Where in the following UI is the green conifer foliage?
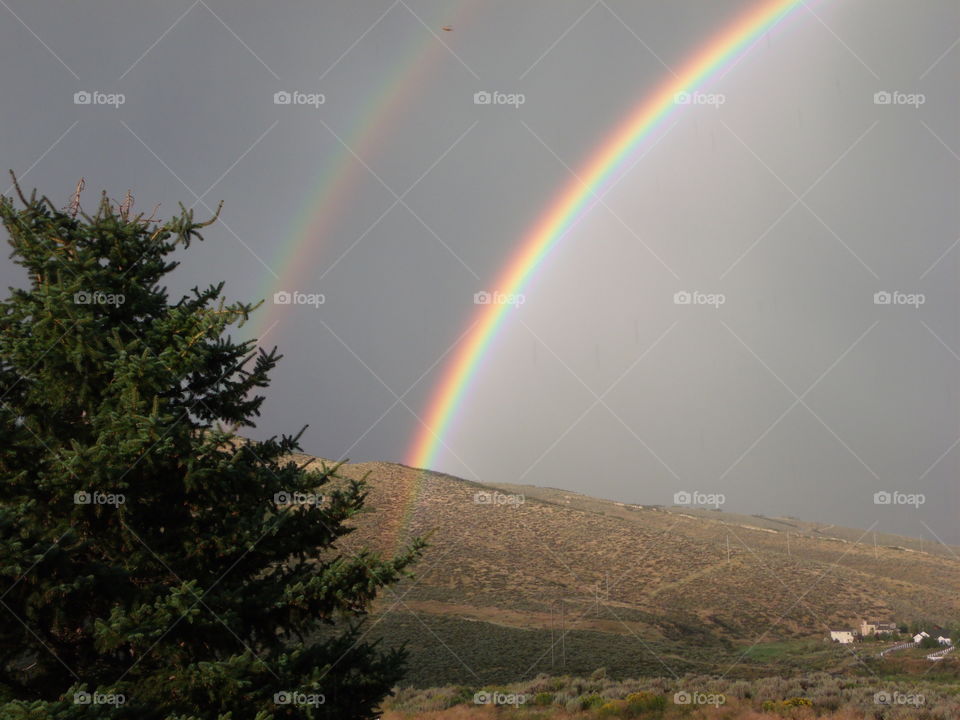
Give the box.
[0,176,423,719]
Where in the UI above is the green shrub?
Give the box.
[577,693,605,710]
[626,691,666,713]
[597,699,628,717]
[524,672,567,695]
[450,687,476,710]
[533,692,554,706]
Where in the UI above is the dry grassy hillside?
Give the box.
[291,454,960,646]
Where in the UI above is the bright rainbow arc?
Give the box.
[409,0,805,471]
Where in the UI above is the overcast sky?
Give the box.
[1,0,958,543]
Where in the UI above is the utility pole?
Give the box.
[787,533,791,557]
[874,532,878,560]
[549,603,554,666]
[726,536,730,562]
[561,599,566,667]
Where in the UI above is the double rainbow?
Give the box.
[408,0,805,471]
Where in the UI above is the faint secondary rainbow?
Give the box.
[252,2,473,343]
[409,0,806,471]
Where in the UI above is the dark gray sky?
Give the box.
[1,1,958,542]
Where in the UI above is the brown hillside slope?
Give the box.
[291,454,960,643]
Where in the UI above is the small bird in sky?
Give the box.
[441,25,453,31]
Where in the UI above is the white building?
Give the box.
[913,631,930,644]
[861,619,898,636]
[830,630,855,644]
[937,636,952,646]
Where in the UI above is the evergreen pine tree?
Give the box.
[0,176,423,719]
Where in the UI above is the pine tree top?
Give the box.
[0,176,423,719]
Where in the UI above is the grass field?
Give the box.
[334,611,959,690]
